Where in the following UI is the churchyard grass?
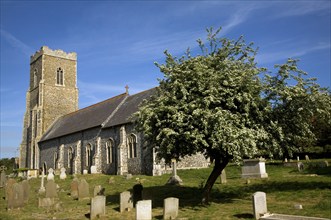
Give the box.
[0,159,330,220]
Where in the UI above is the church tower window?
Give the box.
[33,69,38,88]
[56,67,64,85]
[128,134,137,158]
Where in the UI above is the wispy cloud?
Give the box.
[256,42,331,64]
[273,1,330,18]
[0,29,33,56]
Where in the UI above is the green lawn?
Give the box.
[0,160,330,220]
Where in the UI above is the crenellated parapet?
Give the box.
[30,46,77,63]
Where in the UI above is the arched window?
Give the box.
[56,67,64,85]
[86,144,92,167]
[33,69,38,88]
[106,139,114,164]
[68,147,74,168]
[54,152,58,169]
[128,134,137,158]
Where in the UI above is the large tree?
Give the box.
[135,28,331,204]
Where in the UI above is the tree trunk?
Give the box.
[202,157,229,204]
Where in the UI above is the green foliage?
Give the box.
[135,27,331,163]
[0,157,16,174]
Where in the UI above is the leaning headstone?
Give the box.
[305,155,310,161]
[5,178,17,200]
[252,191,268,220]
[220,169,227,184]
[71,178,79,199]
[8,182,24,209]
[133,183,143,206]
[39,170,46,194]
[120,191,133,212]
[136,200,152,220]
[60,168,67,180]
[0,166,7,187]
[47,168,54,181]
[78,178,90,200]
[166,159,183,185]
[21,180,30,203]
[93,185,104,197]
[242,158,268,179]
[163,197,179,220]
[45,180,58,198]
[90,195,106,220]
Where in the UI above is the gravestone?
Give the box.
[0,166,7,187]
[120,191,133,212]
[71,178,79,199]
[305,155,310,161]
[78,178,90,200]
[297,156,300,161]
[297,162,304,172]
[38,170,46,194]
[60,168,67,180]
[47,168,54,181]
[252,191,268,220]
[83,169,88,175]
[136,200,152,220]
[5,178,17,200]
[21,180,30,203]
[220,169,227,184]
[93,185,104,197]
[166,159,183,185]
[7,182,24,209]
[133,183,143,206]
[90,166,98,174]
[27,169,38,179]
[38,197,55,207]
[242,159,268,179]
[90,195,106,220]
[284,158,288,163]
[163,197,179,220]
[45,180,58,198]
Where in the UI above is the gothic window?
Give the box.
[86,144,92,167]
[106,139,115,164]
[54,152,58,169]
[33,69,38,88]
[68,147,74,168]
[56,67,64,85]
[128,134,137,158]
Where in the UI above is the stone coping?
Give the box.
[261,213,330,220]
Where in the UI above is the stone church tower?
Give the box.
[19,46,78,169]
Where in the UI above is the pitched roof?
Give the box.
[39,87,158,142]
[103,87,157,128]
[40,93,127,142]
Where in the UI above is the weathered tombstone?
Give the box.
[71,178,79,199]
[0,166,7,187]
[60,168,67,180]
[45,180,58,198]
[90,166,98,174]
[93,185,104,197]
[252,191,268,220]
[305,155,310,161]
[5,178,17,200]
[242,158,268,179]
[133,183,143,206]
[136,200,152,220]
[297,156,300,161]
[78,178,90,200]
[21,180,30,203]
[90,195,106,220]
[166,159,183,185]
[120,191,133,212]
[284,158,288,163]
[163,197,179,220]
[83,169,88,175]
[38,197,55,207]
[27,169,38,179]
[220,169,227,184]
[125,173,132,180]
[297,162,304,172]
[47,168,54,181]
[8,182,24,209]
[38,169,46,194]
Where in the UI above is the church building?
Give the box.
[19,46,209,175]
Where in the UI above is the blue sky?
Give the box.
[0,1,330,159]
